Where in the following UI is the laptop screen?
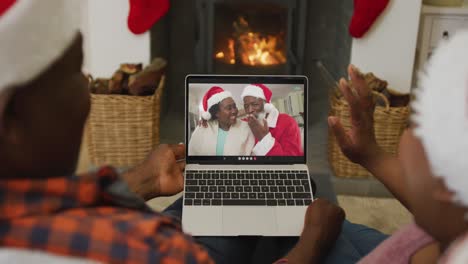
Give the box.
[186,75,307,164]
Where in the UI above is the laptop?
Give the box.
[182,75,315,236]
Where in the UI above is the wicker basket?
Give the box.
[86,75,165,168]
[328,91,410,178]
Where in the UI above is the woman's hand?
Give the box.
[328,64,381,167]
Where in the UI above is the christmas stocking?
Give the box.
[127,0,170,35]
[349,0,390,38]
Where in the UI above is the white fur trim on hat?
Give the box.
[241,85,266,101]
[201,111,212,120]
[201,90,232,120]
[207,91,232,111]
[412,30,468,208]
[0,0,81,92]
[264,103,274,113]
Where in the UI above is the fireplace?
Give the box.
[151,1,353,123]
[194,0,307,74]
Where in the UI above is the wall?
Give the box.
[302,0,353,124]
[350,0,422,93]
[80,0,151,78]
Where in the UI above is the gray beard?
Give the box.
[256,112,266,122]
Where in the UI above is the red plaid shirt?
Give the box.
[0,167,213,264]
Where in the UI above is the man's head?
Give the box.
[243,96,266,120]
[241,84,274,120]
[402,30,468,247]
[0,0,87,178]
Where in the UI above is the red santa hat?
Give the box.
[241,84,275,113]
[200,86,233,120]
[0,0,81,94]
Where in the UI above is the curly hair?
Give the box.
[208,103,220,120]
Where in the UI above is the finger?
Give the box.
[328,116,352,149]
[339,78,361,123]
[169,168,184,194]
[263,119,268,130]
[248,115,256,124]
[178,161,186,172]
[348,64,368,99]
[339,78,357,107]
[169,144,186,160]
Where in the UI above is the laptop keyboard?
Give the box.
[184,170,312,206]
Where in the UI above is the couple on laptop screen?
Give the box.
[188,83,304,157]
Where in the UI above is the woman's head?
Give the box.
[401,30,468,247]
[209,97,238,127]
[200,86,237,127]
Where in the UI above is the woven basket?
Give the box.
[86,75,165,168]
[328,91,410,178]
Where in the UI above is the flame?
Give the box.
[215,17,286,66]
[228,39,235,64]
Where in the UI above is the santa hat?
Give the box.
[241,84,275,113]
[412,30,468,209]
[0,0,81,94]
[200,86,232,120]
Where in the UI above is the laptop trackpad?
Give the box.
[222,207,277,235]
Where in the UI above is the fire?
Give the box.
[215,17,286,66]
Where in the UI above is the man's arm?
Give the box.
[252,117,302,156]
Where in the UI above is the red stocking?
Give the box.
[349,0,390,38]
[128,0,170,35]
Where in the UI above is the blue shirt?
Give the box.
[216,127,228,155]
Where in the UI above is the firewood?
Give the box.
[128,58,167,96]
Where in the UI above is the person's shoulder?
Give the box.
[194,120,217,132]
[277,113,296,123]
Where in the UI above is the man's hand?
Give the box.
[328,64,381,166]
[284,199,345,263]
[247,114,269,140]
[122,144,186,201]
[198,119,208,128]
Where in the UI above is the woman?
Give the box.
[189,86,254,156]
[326,31,468,264]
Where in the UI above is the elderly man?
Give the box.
[241,84,303,156]
[0,0,344,263]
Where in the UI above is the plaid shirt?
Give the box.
[0,167,213,264]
